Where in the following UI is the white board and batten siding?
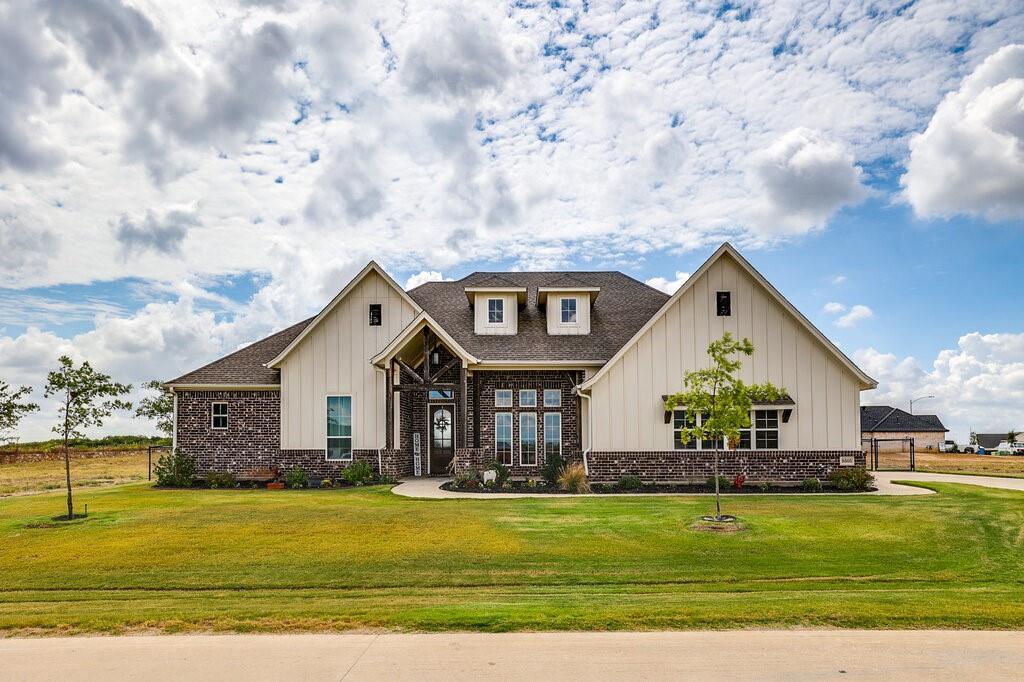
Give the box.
[545,293,592,335]
[279,270,418,451]
[473,293,518,335]
[586,253,863,452]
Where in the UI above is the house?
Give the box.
[166,243,876,484]
[974,433,1022,452]
[860,406,948,451]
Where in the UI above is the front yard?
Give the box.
[1,480,1023,634]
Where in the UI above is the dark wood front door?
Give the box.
[429,404,455,475]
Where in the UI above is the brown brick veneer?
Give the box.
[585,450,867,484]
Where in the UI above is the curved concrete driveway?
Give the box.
[393,471,1024,499]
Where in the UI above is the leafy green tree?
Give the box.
[44,356,132,519]
[0,380,40,446]
[664,332,787,521]
[135,380,174,437]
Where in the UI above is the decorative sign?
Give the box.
[413,433,422,477]
[482,470,497,485]
[839,455,855,466]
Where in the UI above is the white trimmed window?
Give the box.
[560,297,578,324]
[487,298,504,324]
[519,389,537,407]
[755,410,779,449]
[672,410,725,450]
[520,412,537,465]
[544,412,561,458]
[543,389,561,407]
[211,402,228,430]
[327,395,353,461]
[495,412,513,465]
[494,389,513,407]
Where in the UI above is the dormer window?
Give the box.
[487,298,504,324]
[560,298,578,324]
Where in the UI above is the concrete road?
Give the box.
[2,631,1022,681]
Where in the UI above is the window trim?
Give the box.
[211,401,229,430]
[560,297,579,325]
[494,389,513,408]
[326,394,354,462]
[487,298,505,325]
[754,409,780,450]
[672,408,780,451]
[543,388,561,407]
[671,409,726,450]
[519,389,537,407]
[519,412,538,466]
[368,303,382,326]
[544,412,562,458]
[494,411,514,466]
[716,291,731,317]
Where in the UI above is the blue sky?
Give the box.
[0,0,1022,442]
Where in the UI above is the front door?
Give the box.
[429,404,455,475]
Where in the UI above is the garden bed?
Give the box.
[441,481,876,494]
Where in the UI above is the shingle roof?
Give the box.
[408,271,669,362]
[860,406,947,433]
[165,317,313,386]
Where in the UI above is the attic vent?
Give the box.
[368,303,382,326]
[716,291,731,316]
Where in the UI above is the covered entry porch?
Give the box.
[372,314,479,476]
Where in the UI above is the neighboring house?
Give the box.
[974,433,1022,451]
[166,243,876,484]
[860,406,948,451]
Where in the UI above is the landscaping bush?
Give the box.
[206,472,236,489]
[829,467,874,492]
[706,475,731,491]
[487,460,510,487]
[341,460,375,486]
[801,477,823,493]
[284,466,308,489]
[453,468,481,489]
[757,481,772,493]
[153,448,196,487]
[321,478,333,489]
[541,452,564,485]
[558,462,591,494]
[732,473,747,489]
[618,474,643,491]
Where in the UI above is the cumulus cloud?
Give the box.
[645,271,690,294]
[835,304,874,328]
[902,44,1024,220]
[0,207,58,286]
[405,271,449,289]
[751,128,867,233]
[113,205,200,258]
[823,301,846,314]
[856,332,1024,441]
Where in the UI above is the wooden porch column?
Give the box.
[422,328,431,382]
[385,360,394,450]
[459,364,468,449]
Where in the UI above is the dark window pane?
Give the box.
[368,303,382,326]
[717,291,731,316]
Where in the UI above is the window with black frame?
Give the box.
[755,410,779,449]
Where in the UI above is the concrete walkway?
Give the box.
[2,631,1022,680]
[392,471,1024,499]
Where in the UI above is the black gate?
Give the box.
[866,437,915,471]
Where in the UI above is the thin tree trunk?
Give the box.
[714,445,721,519]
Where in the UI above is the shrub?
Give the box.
[618,474,643,491]
[524,478,537,489]
[487,460,510,487]
[453,468,480,489]
[801,477,823,493]
[206,472,236,489]
[284,466,308,489]
[542,452,565,485]
[732,473,747,489]
[558,462,591,494]
[829,466,874,492]
[706,475,731,491]
[757,481,772,493]
[321,478,333,489]
[341,460,375,486]
[153,448,196,487]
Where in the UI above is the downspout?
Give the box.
[572,376,593,477]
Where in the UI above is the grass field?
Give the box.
[1,480,1022,635]
[875,450,1024,478]
[0,452,150,496]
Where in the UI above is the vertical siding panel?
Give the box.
[826,358,841,447]
[637,330,655,450]
[609,361,625,450]
[766,299,783,385]
[693,273,709,369]
[623,345,639,448]
[680,287,695,374]
[797,331,813,448]
[811,340,827,447]
[752,286,768,384]
[664,301,681,392]
[736,268,754,384]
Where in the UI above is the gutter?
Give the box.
[571,375,593,477]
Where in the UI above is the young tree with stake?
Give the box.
[44,356,132,519]
[664,332,787,521]
[0,380,40,447]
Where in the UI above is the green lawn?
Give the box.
[1,482,1022,635]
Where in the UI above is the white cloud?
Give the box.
[835,304,874,328]
[823,301,846,314]
[405,271,450,289]
[113,204,200,258]
[830,275,847,285]
[902,44,1024,220]
[750,127,867,233]
[645,271,690,295]
[856,332,1024,442]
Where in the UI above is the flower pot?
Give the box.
[266,482,286,490]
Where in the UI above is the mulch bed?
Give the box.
[441,481,875,494]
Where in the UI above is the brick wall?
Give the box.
[586,450,866,484]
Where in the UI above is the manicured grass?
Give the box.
[0,452,150,496]
[0,481,1022,634]
[876,450,1024,478]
